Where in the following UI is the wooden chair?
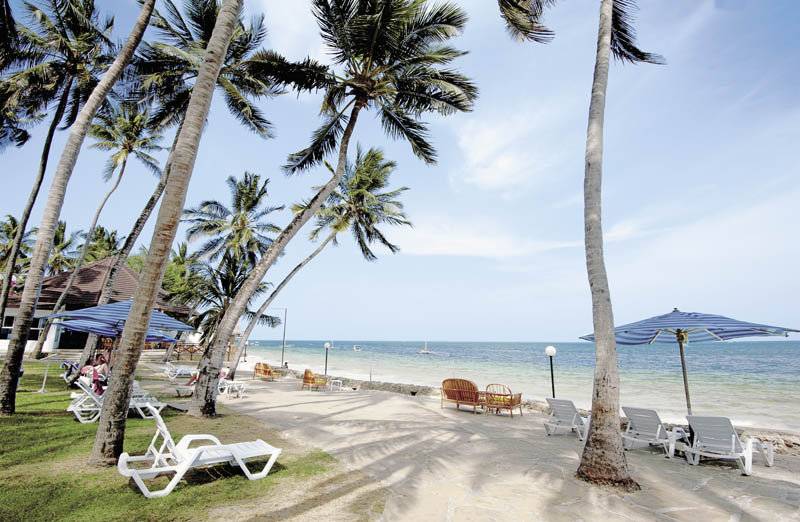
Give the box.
[254,362,275,381]
[301,369,328,391]
[484,384,523,417]
[441,378,485,413]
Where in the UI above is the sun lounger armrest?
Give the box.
[176,434,223,451]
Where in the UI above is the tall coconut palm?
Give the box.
[228,146,410,379]
[496,0,662,489]
[86,0,329,349]
[30,103,161,359]
[183,172,282,266]
[0,0,116,327]
[89,0,242,465]
[0,0,156,416]
[66,102,161,364]
[47,221,80,275]
[190,0,477,417]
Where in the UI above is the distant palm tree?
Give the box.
[47,221,80,275]
[89,0,242,465]
[90,0,327,334]
[183,172,282,267]
[82,227,123,263]
[0,215,33,274]
[191,253,278,347]
[496,0,662,489]
[191,0,477,417]
[0,0,115,326]
[30,103,162,358]
[228,146,411,378]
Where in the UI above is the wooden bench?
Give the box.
[441,378,485,413]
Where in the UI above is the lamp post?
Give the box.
[545,345,557,398]
[324,341,331,376]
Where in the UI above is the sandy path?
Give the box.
[222,378,800,521]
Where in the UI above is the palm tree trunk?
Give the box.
[76,122,183,374]
[189,100,365,417]
[575,0,638,490]
[228,232,335,379]
[0,0,155,416]
[0,77,73,327]
[30,160,128,359]
[88,0,242,465]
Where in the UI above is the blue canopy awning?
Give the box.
[55,319,177,343]
[47,300,193,333]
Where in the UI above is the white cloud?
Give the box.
[450,101,581,196]
[390,216,580,259]
[255,1,326,61]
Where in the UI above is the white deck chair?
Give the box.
[622,406,687,458]
[684,416,774,475]
[118,404,282,498]
[218,378,247,398]
[164,362,194,382]
[67,379,166,423]
[544,398,590,440]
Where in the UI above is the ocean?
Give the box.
[242,339,800,432]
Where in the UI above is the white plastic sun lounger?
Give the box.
[218,378,247,398]
[683,416,774,475]
[544,398,590,440]
[621,406,687,458]
[164,362,195,382]
[118,404,282,498]
[67,379,166,423]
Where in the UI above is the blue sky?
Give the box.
[4,0,799,342]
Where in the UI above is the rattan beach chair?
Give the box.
[544,398,589,440]
[484,384,523,417]
[301,369,328,390]
[621,406,687,457]
[683,416,774,475]
[441,378,484,413]
[164,362,194,382]
[254,362,275,381]
[118,404,282,498]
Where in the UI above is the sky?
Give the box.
[3,0,799,343]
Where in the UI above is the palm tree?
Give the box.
[0,0,116,327]
[183,172,282,266]
[190,0,477,417]
[47,221,80,275]
[191,253,277,348]
[0,215,34,274]
[228,146,410,379]
[0,0,156,416]
[30,79,161,363]
[89,0,242,465]
[496,0,662,489]
[87,0,329,345]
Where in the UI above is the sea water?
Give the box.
[243,340,800,432]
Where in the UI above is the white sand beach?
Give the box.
[218,375,800,521]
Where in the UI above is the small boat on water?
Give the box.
[418,342,433,355]
[353,345,362,352]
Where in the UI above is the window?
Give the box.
[0,315,44,341]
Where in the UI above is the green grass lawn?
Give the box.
[0,362,335,522]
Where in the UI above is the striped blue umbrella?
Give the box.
[47,300,193,333]
[54,319,177,343]
[580,308,798,414]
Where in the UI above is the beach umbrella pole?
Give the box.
[676,330,692,415]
